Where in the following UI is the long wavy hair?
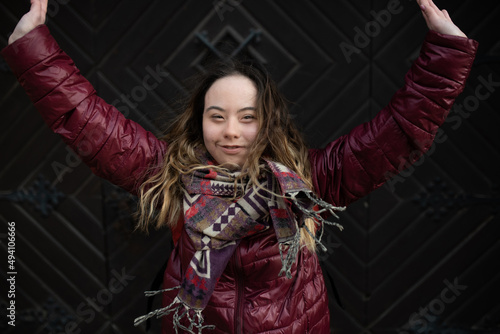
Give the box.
[137,59,318,250]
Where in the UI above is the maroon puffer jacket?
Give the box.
[2,25,478,333]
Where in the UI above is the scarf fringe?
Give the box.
[144,285,181,297]
[134,294,215,334]
[300,191,345,228]
[278,226,302,279]
[278,192,345,278]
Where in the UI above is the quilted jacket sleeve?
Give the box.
[1,25,167,195]
[308,31,478,207]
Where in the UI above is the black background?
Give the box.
[0,0,499,333]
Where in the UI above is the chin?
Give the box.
[222,161,243,170]
[215,158,242,169]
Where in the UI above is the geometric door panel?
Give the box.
[0,1,498,333]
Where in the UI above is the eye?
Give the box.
[242,114,256,120]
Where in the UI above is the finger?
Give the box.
[424,0,443,17]
[419,10,432,27]
[30,0,47,25]
[420,0,448,23]
[416,0,426,11]
[427,0,441,11]
[442,9,451,21]
[28,0,41,17]
[40,0,48,17]
[418,0,435,15]
[29,0,39,11]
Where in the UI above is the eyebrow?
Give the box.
[205,106,256,112]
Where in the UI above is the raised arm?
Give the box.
[2,0,167,195]
[309,1,478,207]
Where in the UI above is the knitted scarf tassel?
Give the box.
[278,190,345,279]
[134,287,215,334]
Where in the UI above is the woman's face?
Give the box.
[202,74,259,167]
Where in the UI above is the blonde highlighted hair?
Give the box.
[137,59,318,251]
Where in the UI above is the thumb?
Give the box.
[442,9,451,21]
[30,0,48,25]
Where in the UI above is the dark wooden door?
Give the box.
[1,1,499,333]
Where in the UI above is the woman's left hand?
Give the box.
[417,0,467,38]
[8,0,48,45]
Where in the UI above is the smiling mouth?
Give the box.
[220,145,244,154]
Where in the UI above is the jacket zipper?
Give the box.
[233,247,244,334]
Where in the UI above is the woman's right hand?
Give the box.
[416,0,467,38]
[8,0,48,45]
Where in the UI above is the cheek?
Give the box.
[202,118,213,143]
[245,124,260,142]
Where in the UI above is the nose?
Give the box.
[223,118,240,139]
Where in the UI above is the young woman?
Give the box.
[2,0,478,333]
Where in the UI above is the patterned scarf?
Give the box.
[134,150,345,333]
